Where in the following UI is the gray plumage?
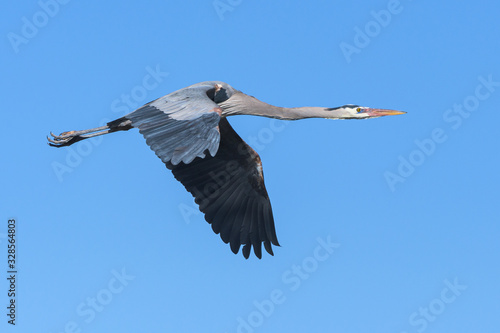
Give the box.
[48,81,405,259]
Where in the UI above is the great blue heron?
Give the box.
[48,81,405,259]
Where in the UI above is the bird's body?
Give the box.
[48,81,405,258]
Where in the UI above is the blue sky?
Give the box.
[2,0,499,332]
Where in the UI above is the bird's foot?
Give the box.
[47,131,83,147]
[60,130,77,137]
[47,124,112,147]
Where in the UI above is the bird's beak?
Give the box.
[368,108,406,117]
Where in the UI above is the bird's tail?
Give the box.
[106,116,133,131]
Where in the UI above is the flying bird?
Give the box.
[48,81,405,259]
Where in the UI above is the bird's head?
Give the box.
[328,105,406,119]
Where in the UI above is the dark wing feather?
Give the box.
[166,118,280,258]
[125,84,222,165]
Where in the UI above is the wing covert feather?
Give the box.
[125,85,222,165]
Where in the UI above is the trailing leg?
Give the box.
[47,117,132,147]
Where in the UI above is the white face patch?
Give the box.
[343,106,370,119]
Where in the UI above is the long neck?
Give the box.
[220,92,348,120]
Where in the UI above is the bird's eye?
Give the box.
[356,107,362,113]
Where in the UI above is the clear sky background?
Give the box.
[1,1,499,332]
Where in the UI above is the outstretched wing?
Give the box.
[125,83,222,165]
[167,118,280,259]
